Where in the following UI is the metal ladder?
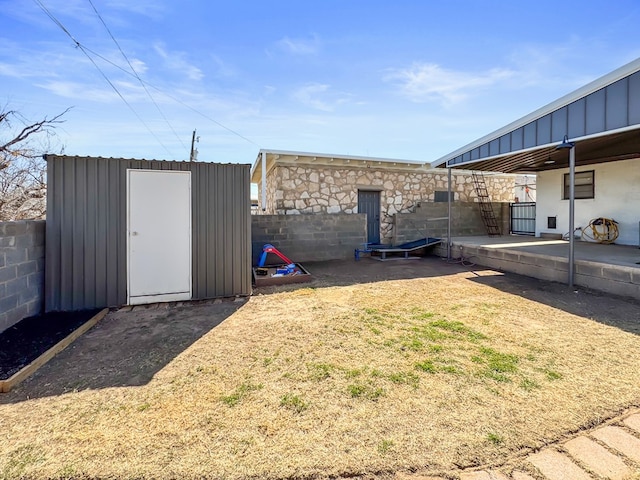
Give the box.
[471,171,502,236]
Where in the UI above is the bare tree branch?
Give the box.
[0,108,69,152]
[0,106,70,220]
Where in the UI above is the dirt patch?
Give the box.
[1,257,639,480]
[0,310,100,380]
[1,299,244,399]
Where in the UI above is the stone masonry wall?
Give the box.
[393,202,510,245]
[0,220,45,332]
[257,165,515,242]
[251,213,366,264]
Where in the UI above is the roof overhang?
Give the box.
[438,126,640,174]
[432,57,640,173]
[250,149,428,183]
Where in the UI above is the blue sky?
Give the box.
[1,0,639,166]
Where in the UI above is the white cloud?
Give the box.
[276,35,320,55]
[386,63,515,106]
[209,54,236,78]
[35,79,151,104]
[292,83,351,112]
[127,57,148,76]
[105,0,166,20]
[154,43,204,81]
[36,80,119,102]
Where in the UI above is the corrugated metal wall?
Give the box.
[45,155,251,311]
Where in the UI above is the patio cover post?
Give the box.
[556,135,576,287]
[568,145,576,287]
[447,165,452,260]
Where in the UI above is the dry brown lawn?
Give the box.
[2,264,640,479]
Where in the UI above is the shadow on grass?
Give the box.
[253,255,491,293]
[467,271,640,336]
[1,300,244,404]
[283,256,640,339]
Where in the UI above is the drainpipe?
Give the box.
[261,151,267,212]
[447,165,452,260]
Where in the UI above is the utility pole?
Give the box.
[190,129,199,162]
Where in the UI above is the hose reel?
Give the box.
[581,217,619,244]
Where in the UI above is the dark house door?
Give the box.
[358,190,381,244]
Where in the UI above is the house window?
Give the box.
[563,170,594,199]
[434,191,454,202]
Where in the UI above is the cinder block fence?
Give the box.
[251,213,367,264]
[0,220,45,332]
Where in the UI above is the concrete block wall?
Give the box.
[393,202,510,244]
[251,213,367,264]
[433,240,640,300]
[0,220,45,332]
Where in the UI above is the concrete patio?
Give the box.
[434,235,640,300]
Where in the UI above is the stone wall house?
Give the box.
[251,149,516,243]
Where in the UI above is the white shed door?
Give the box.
[127,169,192,305]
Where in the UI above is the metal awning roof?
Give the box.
[432,57,640,173]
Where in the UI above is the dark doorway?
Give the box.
[358,190,381,244]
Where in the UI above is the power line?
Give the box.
[81,45,262,148]
[33,0,176,158]
[33,0,262,152]
[86,0,188,153]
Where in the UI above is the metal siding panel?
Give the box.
[83,157,97,309]
[605,78,628,130]
[210,164,222,297]
[551,107,568,142]
[523,122,536,148]
[511,128,523,151]
[228,166,237,294]
[224,167,234,295]
[197,162,209,299]
[61,159,75,310]
[107,159,122,307]
[116,160,128,306]
[479,143,489,158]
[499,134,510,154]
[242,166,252,294]
[585,88,605,135]
[240,167,249,293]
[94,158,108,307]
[217,167,233,296]
[205,163,215,297]
[75,159,88,310]
[536,114,551,145]
[45,158,61,311]
[568,98,586,138]
[489,139,499,156]
[630,71,640,125]
[190,163,200,298]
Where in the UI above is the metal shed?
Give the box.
[45,155,251,312]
